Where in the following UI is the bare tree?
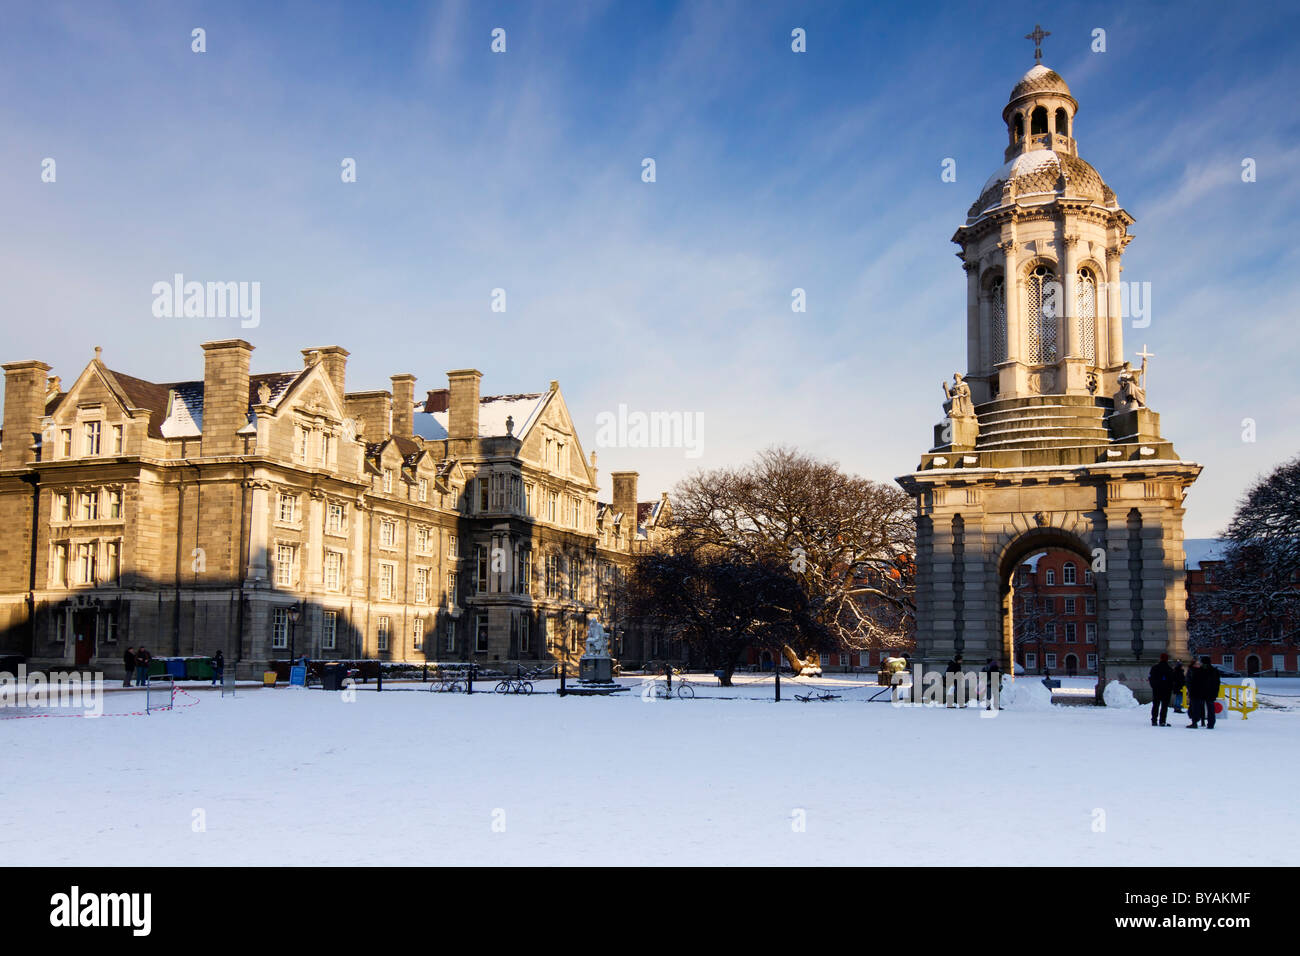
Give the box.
[668,446,916,655]
[1190,455,1300,651]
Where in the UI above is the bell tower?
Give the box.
[896,36,1202,702]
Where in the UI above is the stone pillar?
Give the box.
[1061,233,1079,358]
[246,481,270,585]
[964,260,980,381]
[1001,239,1022,364]
[351,499,367,595]
[307,492,325,589]
[1106,249,1124,367]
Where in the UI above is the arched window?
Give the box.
[1075,268,1097,362]
[1031,106,1048,135]
[1054,108,1068,136]
[990,276,1007,363]
[1013,112,1024,141]
[1026,264,1058,364]
[1063,562,1077,585]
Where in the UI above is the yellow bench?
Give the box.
[1180,682,1258,719]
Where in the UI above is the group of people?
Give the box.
[121,646,151,687]
[1147,653,1221,729]
[121,647,226,687]
[941,655,1002,709]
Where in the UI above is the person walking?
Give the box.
[1199,660,1221,730]
[1170,661,1186,714]
[122,646,136,688]
[1148,653,1173,726]
[212,649,225,687]
[134,646,151,687]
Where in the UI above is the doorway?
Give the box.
[72,610,97,668]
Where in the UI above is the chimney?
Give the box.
[201,340,253,457]
[611,470,639,520]
[424,389,449,413]
[390,374,415,437]
[343,392,392,440]
[302,346,349,398]
[447,369,482,441]
[2,360,52,467]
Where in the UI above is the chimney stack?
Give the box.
[611,470,639,521]
[390,374,416,437]
[447,369,482,441]
[424,388,450,413]
[200,340,253,457]
[2,360,52,467]
[302,346,349,398]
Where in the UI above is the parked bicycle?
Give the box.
[494,676,535,695]
[652,667,695,700]
[429,675,465,693]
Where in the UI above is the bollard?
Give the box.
[775,664,781,702]
[467,662,475,695]
[559,662,566,697]
[377,664,382,693]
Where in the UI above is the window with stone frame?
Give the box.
[80,490,99,521]
[415,567,429,603]
[324,550,343,591]
[414,526,431,553]
[412,617,424,650]
[83,420,101,456]
[107,489,123,519]
[53,492,70,522]
[377,616,390,652]
[519,615,531,653]
[77,542,97,584]
[444,618,456,653]
[379,519,396,548]
[271,607,290,649]
[447,571,458,607]
[418,477,428,502]
[52,543,69,586]
[277,492,299,524]
[475,615,489,653]
[60,429,72,457]
[104,541,121,584]
[379,562,395,599]
[382,469,393,493]
[326,501,346,535]
[476,545,488,593]
[275,543,296,587]
[112,424,124,454]
[322,611,338,650]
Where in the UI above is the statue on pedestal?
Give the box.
[1115,349,1150,413]
[584,618,610,659]
[942,372,977,420]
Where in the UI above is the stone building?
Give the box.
[0,340,670,677]
[896,55,1202,701]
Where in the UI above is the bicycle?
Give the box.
[494,677,534,695]
[651,667,695,699]
[429,675,465,693]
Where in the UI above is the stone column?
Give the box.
[351,498,367,596]
[246,481,270,585]
[307,491,324,590]
[1106,248,1124,367]
[1001,238,1022,364]
[1061,233,1079,358]
[964,260,980,379]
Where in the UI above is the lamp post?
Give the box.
[287,602,302,663]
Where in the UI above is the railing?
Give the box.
[1180,682,1258,720]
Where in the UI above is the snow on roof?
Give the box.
[979,149,1059,195]
[161,372,301,438]
[412,392,548,440]
[1184,538,1229,569]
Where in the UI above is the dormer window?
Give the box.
[83,421,101,456]
[60,429,72,457]
[382,468,393,493]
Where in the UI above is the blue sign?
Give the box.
[290,665,307,687]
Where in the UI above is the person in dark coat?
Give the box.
[122,647,136,687]
[1148,653,1173,726]
[134,647,151,686]
[1170,661,1186,714]
[212,649,225,686]
[944,656,963,707]
[982,657,1002,709]
[1186,659,1221,728]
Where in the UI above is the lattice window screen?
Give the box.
[1027,266,1057,364]
[1076,269,1097,363]
[991,278,1007,363]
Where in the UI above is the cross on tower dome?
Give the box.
[1024,23,1050,63]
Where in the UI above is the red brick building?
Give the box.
[1012,549,1099,676]
[1185,539,1297,676]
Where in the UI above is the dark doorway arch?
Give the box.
[1246,655,1260,676]
[999,528,1096,677]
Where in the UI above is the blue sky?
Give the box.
[3,0,1298,535]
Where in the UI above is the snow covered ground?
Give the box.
[2,673,1296,866]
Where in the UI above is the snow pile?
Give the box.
[1102,680,1140,709]
[1001,678,1054,710]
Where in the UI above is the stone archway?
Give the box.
[996,528,1095,675]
